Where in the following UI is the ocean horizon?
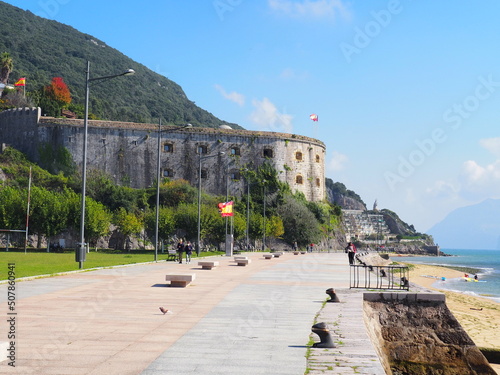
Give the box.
[401,248,500,303]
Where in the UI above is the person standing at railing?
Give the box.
[345,242,356,265]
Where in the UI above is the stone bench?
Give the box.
[233,257,251,266]
[198,261,219,270]
[293,251,300,255]
[263,253,274,259]
[165,274,195,287]
[166,249,178,261]
[272,252,284,257]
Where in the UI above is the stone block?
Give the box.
[165,274,196,287]
[198,261,219,270]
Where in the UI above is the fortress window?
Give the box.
[198,145,208,154]
[263,148,273,158]
[295,151,303,161]
[163,143,174,153]
[316,178,321,187]
[296,175,303,184]
[315,154,320,163]
[230,170,241,180]
[162,169,174,178]
[231,147,240,156]
[201,169,208,179]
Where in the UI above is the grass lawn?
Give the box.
[0,250,224,280]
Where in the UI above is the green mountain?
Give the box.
[0,1,242,128]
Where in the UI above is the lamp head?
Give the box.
[123,69,135,76]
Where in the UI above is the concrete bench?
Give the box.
[263,253,274,259]
[293,251,300,255]
[233,257,251,266]
[198,261,219,270]
[165,274,195,287]
[272,252,284,257]
[300,251,307,254]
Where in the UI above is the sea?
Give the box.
[403,248,500,303]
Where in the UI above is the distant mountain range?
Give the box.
[427,199,500,250]
[0,1,241,128]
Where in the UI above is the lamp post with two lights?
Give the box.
[77,61,135,269]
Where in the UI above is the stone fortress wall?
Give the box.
[0,107,326,201]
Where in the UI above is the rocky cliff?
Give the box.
[325,179,366,210]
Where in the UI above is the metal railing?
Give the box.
[350,264,410,290]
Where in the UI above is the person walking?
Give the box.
[185,241,193,263]
[345,242,356,265]
[177,239,185,264]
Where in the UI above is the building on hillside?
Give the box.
[343,209,390,243]
[0,107,326,201]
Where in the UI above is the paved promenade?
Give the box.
[0,252,385,374]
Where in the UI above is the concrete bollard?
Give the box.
[311,322,336,348]
[325,288,340,303]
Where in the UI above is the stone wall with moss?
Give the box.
[0,108,326,201]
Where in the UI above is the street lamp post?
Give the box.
[262,181,266,251]
[196,151,224,255]
[77,61,135,269]
[246,174,250,251]
[154,119,162,262]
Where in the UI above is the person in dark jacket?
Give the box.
[184,241,193,263]
[177,239,185,264]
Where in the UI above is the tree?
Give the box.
[144,206,176,243]
[46,77,71,106]
[28,187,70,248]
[277,196,321,246]
[37,77,72,117]
[0,52,13,84]
[266,215,284,239]
[63,188,112,247]
[173,203,198,241]
[0,186,25,229]
[150,179,197,207]
[248,211,264,240]
[113,207,143,250]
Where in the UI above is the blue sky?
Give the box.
[5,0,500,235]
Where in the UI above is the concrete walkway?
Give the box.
[0,252,385,374]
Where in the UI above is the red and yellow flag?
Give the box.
[218,201,234,217]
[14,78,26,87]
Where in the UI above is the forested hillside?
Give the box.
[0,1,241,127]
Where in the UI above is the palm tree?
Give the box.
[0,52,14,84]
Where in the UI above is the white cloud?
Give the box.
[279,67,310,81]
[249,97,293,133]
[214,84,245,106]
[459,159,500,199]
[425,180,460,200]
[327,150,348,171]
[479,137,500,158]
[268,0,350,19]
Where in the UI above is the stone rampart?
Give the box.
[0,109,326,201]
[363,292,496,374]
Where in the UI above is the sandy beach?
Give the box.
[404,261,500,373]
